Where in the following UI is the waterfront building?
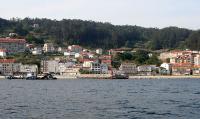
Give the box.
[171,63,192,75]
[20,64,38,75]
[119,63,137,75]
[43,43,55,53]
[90,61,101,73]
[160,63,172,75]
[40,60,59,73]
[0,59,21,75]
[137,65,157,76]
[59,67,80,76]
[0,38,26,54]
[160,63,172,71]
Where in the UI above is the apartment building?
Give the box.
[0,38,26,54]
[0,59,21,75]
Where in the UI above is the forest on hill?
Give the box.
[0,17,200,50]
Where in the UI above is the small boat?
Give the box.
[39,73,57,80]
[26,72,37,80]
[112,73,129,79]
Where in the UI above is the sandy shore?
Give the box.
[129,75,200,79]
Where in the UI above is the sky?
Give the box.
[0,0,200,29]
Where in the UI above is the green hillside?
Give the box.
[0,17,199,50]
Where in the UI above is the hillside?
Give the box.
[0,17,199,50]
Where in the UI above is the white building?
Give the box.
[83,59,94,68]
[43,43,55,53]
[137,65,157,76]
[57,47,64,52]
[64,51,76,57]
[32,47,42,55]
[160,63,172,71]
[194,54,200,66]
[68,45,83,53]
[20,64,38,75]
[60,67,80,76]
[96,48,103,55]
[75,53,80,58]
[0,49,6,57]
[58,61,75,73]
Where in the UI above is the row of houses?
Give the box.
[118,63,158,76]
[0,59,38,76]
[159,50,200,75]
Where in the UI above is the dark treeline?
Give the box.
[0,17,199,50]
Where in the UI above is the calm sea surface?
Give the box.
[0,79,200,119]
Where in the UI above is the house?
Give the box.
[32,47,42,55]
[57,47,64,53]
[0,38,26,54]
[90,61,109,74]
[75,53,80,58]
[58,61,75,73]
[193,65,200,75]
[43,43,55,53]
[99,55,112,67]
[83,59,95,68]
[100,63,109,74]
[60,67,80,76]
[171,63,192,75]
[137,65,157,76]
[64,51,76,57]
[0,49,7,57]
[68,45,83,53]
[194,54,200,65]
[96,48,103,55]
[160,63,172,75]
[0,59,21,75]
[119,63,137,75]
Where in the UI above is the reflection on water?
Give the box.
[0,79,200,119]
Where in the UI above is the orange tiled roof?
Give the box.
[0,38,26,43]
[0,59,16,63]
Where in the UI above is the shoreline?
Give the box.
[1,75,200,80]
[129,75,200,79]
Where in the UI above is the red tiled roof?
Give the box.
[0,59,16,63]
[101,59,112,63]
[83,59,95,62]
[172,63,192,67]
[0,49,7,52]
[0,38,26,43]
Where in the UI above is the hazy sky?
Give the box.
[1,0,200,29]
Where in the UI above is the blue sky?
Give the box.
[0,0,200,29]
